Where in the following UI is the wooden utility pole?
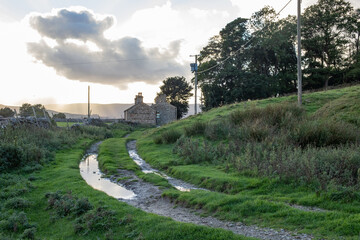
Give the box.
[297,0,303,106]
[88,86,91,119]
[190,55,199,114]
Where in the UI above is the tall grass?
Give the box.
[173,103,360,190]
[0,123,129,239]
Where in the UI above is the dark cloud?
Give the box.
[27,8,185,88]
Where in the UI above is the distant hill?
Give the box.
[0,103,201,119]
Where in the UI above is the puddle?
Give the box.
[79,154,135,199]
[127,141,205,192]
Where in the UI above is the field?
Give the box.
[136,85,360,239]
[1,85,360,239]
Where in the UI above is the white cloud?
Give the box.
[26,7,185,89]
[110,1,233,66]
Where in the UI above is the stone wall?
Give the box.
[124,103,156,125]
[152,102,177,125]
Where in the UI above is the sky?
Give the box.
[0,0,359,105]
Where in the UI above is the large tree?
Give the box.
[302,0,355,89]
[197,8,297,111]
[197,17,250,110]
[159,76,193,119]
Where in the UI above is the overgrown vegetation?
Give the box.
[0,123,122,239]
[136,84,360,239]
[173,104,360,190]
[0,124,248,239]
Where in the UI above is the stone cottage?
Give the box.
[124,93,156,125]
[152,94,177,125]
[124,93,176,125]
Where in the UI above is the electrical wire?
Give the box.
[58,57,174,66]
[197,0,293,75]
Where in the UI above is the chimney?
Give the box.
[135,92,143,104]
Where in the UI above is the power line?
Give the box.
[197,0,293,75]
[58,57,174,66]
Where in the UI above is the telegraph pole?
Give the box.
[190,55,199,114]
[297,0,302,106]
[88,86,91,119]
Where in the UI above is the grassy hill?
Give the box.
[135,84,360,239]
[2,85,360,239]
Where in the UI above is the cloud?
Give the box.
[27,7,185,89]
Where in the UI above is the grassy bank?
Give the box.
[98,135,172,188]
[23,138,250,239]
[0,124,253,239]
[135,85,360,239]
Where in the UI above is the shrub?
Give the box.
[229,103,304,128]
[173,136,226,164]
[204,121,232,140]
[74,205,117,235]
[4,197,32,210]
[184,121,206,136]
[0,143,25,172]
[45,191,93,217]
[21,227,36,240]
[294,120,359,147]
[153,129,182,144]
[153,135,163,144]
[72,198,93,216]
[0,211,31,233]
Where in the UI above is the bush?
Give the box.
[74,205,117,235]
[21,227,36,240]
[184,121,206,136]
[45,191,93,217]
[204,121,232,140]
[229,104,304,128]
[4,197,32,210]
[72,198,93,216]
[293,119,359,147]
[173,136,226,164]
[0,143,25,172]
[153,129,182,144]
[0,211,31,233]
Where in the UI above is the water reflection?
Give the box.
[128,148,194,192]
[79,154,135,199]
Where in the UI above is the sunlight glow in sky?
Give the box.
[0,0,358,105]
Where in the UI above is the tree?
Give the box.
[19,103,50,118]
[52,112,66,119]
[0,107,15,118]
[302,0,355,89]
[198,17,250,110]
[159,76,193,119]
[197,8,297,111]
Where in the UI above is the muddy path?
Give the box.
[81,141,313,240]
[119,141,313,240]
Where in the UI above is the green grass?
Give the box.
[163,189,360,238]
[56,121,82,127]
[98,135,172,188]
[134,84,360,239]
[14,138,252,240]
[98,138,140,174]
